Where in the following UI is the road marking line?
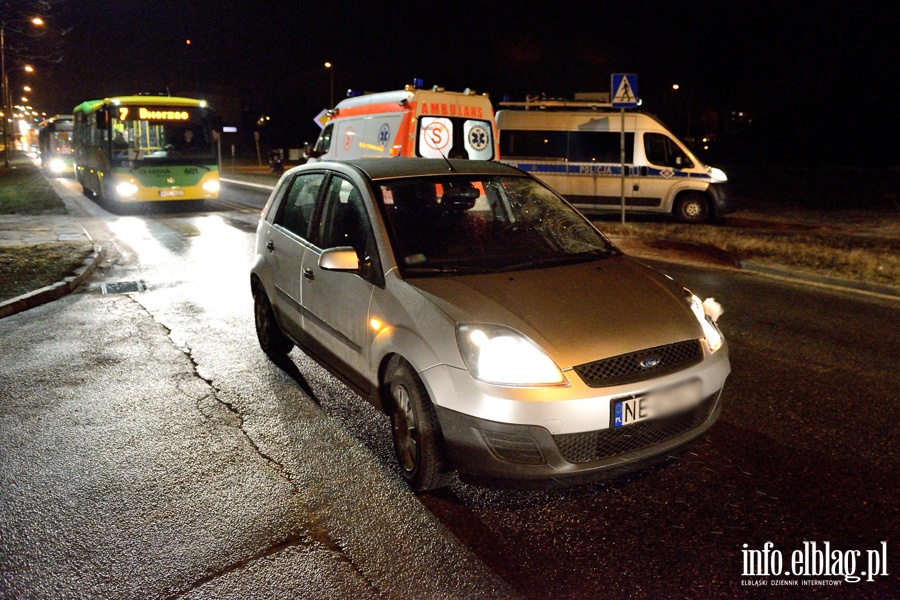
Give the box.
[220,177,276,191]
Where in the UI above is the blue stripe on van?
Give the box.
[504,161,712,181]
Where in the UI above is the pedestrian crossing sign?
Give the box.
[611,74,639,108]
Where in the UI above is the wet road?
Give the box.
[1,179,897,598]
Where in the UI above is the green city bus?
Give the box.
[73,96,220,203]
[38,114,75,174]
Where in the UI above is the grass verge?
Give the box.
[0,162,84,303]
[0,242,92,302]
[0,166,67,214]
[597,216,900,287]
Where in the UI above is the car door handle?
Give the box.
[303,268,315,280]
[266,240,275,252]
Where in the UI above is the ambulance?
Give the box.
[307,85,498,162]
[496,100,732,223]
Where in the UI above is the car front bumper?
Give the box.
[435,388,723,485]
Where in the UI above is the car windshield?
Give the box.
[376,175,618,276]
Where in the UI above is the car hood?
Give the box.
[406,255,702,368]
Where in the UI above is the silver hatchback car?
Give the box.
[251,158,730,491]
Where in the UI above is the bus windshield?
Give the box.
[112,106,214,161]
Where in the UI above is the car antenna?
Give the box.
[438,146,456,172]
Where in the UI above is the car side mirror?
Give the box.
[319,247,359,272]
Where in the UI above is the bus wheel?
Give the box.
[674,192,710,224]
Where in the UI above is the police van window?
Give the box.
[274,173,325,240]
[644,133,694,169]
[568,132,634,163]
[499,130,567,160]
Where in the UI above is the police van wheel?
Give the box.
[675,193,710,224]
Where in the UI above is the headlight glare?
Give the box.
[456,324,567,387]
[709,167,728,183]
[202,179,220,192]
[689,294,724,352]
[50,158,65,173]
[116,182,139,197]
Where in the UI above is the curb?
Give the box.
[647,240,743,267]
[739,260,900,299]
[617,239,899,300]
[0,244,104,319]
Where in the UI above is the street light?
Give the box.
[1,16,44,166]
[324,61,334,108]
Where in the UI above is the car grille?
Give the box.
[573,340,703,388]
[552,394,717,464]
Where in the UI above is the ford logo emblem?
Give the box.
[639,356,661,369]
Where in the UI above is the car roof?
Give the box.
[315,158,524,181]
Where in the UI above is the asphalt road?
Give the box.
[1,179,896,598]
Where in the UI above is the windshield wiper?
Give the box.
[404,264,497,275]
[504,252,610,271]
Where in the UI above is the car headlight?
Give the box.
[456,324,568,387]
[116,182,139,197]
[50,158,66,173]
[202,179,220,192]
[709,167,728,183]
[688,293,724,352]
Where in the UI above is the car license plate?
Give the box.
[159,189,184,198]
[612,380,703,428]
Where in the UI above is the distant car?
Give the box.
[250,158,730,491]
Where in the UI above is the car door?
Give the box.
[265,172,326,340]
[638,132,695,209]
[301,173,380,388]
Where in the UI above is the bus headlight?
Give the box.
[202,180,220,192]
[116,182,139,197]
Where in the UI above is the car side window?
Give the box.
[317,176,374,260]
[644,133,694,170]
[273,173,325,239]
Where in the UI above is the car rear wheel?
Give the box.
[387,359,452,492]
[253,287,293,358]
[674,192,711,224]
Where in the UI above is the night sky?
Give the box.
[19,1,900,165]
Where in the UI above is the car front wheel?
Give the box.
[253,287,293,358]
[387,359,452,492]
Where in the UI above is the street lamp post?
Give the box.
[1,17,43,167]
[324,61,334,108]
[2,23,8,167]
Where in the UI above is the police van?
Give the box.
[307,85,498,162]
[496,100,732,222]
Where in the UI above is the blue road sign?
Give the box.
[611,74,639,108]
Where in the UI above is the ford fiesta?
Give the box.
[250,158,730,491]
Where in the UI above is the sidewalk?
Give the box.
[0,212,102,319]
[0,152,103,318]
